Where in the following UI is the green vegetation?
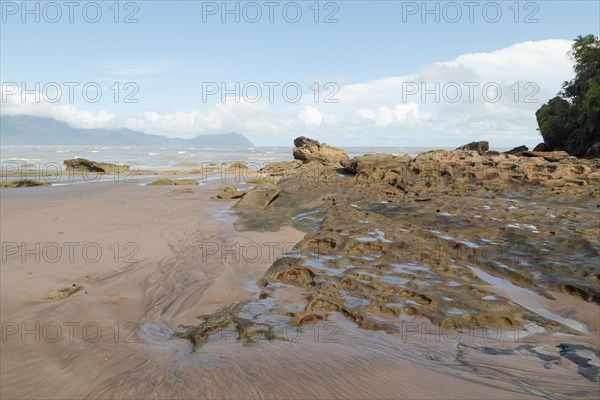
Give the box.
[536,34,600,156]
[173,188,195,194]
[0,179,50,188]
[148,178,198,186]
[247,177,274,184]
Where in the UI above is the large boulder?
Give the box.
[504,145,528,156]
[233,183,281,210]
[456,141,489,155]
[64,158,130,173]
[292,137,349,165]
[482,151,501,157]
[533,142,551,152]
[585,142,600,158]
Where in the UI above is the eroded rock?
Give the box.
[183,139,600,344]
[292,136,349,165]
[233,183,280,210]
[260,160,302,177]
[216,186,247,199]
[456,141,489,155]
[534,142,551,152]
[586,142,600,158]
[64,158,130,173]
[504,145,528,156]
[523,150,571,162]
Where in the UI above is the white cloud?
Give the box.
[357,103,420,127]
[300,106,323,127]
[1,39,576,147]
[1,83,116,128]
[444,40,573,83]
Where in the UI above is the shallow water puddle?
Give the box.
[381,276,410,285]
[436,233,480,249]
[356,236,377,242]
[372,228,393,243]
[138,322,176,344]
[390,263,430,273]
[481,295,499,301]
[505,223,540,234]
[302,255,344,276]
[468,266,588,333]
[291,210,322,221]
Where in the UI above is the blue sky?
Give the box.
[1,1,599,146]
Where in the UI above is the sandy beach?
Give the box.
[1,181,307,398]
[0,182,506,399]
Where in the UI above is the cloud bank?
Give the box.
[1,39,574,147]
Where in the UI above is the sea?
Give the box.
[0,145,452,171]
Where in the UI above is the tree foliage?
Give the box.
[536,34,600,156]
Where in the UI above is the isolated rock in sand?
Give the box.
[64,158,130,173]
[504,145,529,156]
[523,150,571,162]
[148,178,198,186]
[456,141,489,155]
[47,284,83,301]
[180,302,246,345]
[292,136,349,165]
[233,183,280,210]
[0,179,50,188]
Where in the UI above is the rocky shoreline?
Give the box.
[1,140,598,395]
[2,140,598,343]
[182,137,599,352]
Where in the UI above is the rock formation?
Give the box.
[456,141,489,155]
[292,136,349,164]
[504,145,528,156]
[523,150,570,162]
[586,142,600,158]
[64,158,130,173]
[533,142,551,152]
[232,183,281,210]
[196,137,600,344]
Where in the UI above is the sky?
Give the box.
[1,0,599,147]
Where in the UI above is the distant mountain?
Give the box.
[0,115,254,147]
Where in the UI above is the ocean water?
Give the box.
[0,145,451,171]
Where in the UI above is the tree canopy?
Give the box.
[535,34,600,156]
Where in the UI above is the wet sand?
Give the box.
[1,182,598,399]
